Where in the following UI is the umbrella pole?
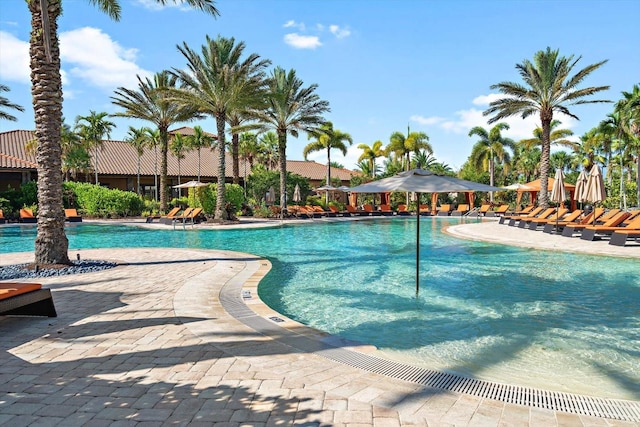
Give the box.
[416,192,420,296]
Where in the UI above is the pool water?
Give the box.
[2,219,639,400]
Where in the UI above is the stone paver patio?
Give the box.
[1,218,638,426]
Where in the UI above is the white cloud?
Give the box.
[283,33,322,49]
[410,115,445,126]
[135,0,191,11]
[283,20,306,31]
[329,25,351,39]
[0,31,30,84]
[59,27,152,91]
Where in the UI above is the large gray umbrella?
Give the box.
[293,184,302,203]
[350,168,503,294]
[583,164,606,225]
[172,180,208,188]
[550,169,567,233]
[266,186,275,204]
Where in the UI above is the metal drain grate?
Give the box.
[220,273,640,422]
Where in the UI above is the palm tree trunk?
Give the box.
[159,127,169,212]
[232,132,240,185]
[29,0,70,265]
[489,156,495,203]
[538,114,552,208]
[278,131,287,220]
[197,148,201,182]
[214,114,228,220]
[326,147,331,205]
[94,147,99,184]
[137,158,141,196]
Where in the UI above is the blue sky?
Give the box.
[1,0,638,171]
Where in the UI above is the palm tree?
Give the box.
[484,47,609,207]
[249,67,330,217]
[186,125,215,182]
[124,126,148,195]
[386,129,432,171]
[357,140,385,178]
[60,121,90,181]
[572,129,606,172]
[26,0,218,266]
[0,84,24,121]
[303,122,352,203]
[614,85,640,205]
[170,133,188,192]
[144,127,161,201]
[411,150,439,170]
[468,123,515,201]
[226,111,252,184]
[74,111,115,185]
[519,120,577,151]
[550,150,574,172]
[112,71,201,212]
[257,131,279,170]
[171,35,270,221]
[512,145,541,183]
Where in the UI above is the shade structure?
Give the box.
[293,184,302,203]
[574,169,589,203]
[172,180,208,188]
[583,164,606,224]
[349,168,503,294]
[516,177,577,210]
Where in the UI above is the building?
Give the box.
[0,128,359,198]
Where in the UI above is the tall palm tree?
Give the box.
[249,67,330,217]
[187,125,215,182]
[257,131,279,170]
[386,129,432,171]
[171,35,270,221]
[519,120,577,151]
[303,122,352,203]
[27,0,218,266]
[112,71,201,212]
[572,129,606,172]
[0,84,24,121]
[60,121,90,181]
[357,140,385,178]
[170,132,188,191]
[614,85,640,205]
[124,126,148,195]
[144,127,161,202]
[468,123,515,201]
[512,145,542,183]
[74,111,115,185]
[226,111,252,184]
[484,47,609,207]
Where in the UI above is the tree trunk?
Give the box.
[538,112,552,208]
[278,131,287,220]
[489,156,495,203]
[29,0,70,265]
[94,147,99,184]
[214,114,228,220]
[159,127,169,212]
[326,146,331,205]
[232,132,240,185]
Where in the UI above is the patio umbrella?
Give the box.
[574,169,588,206]
[172,180,208,188]
[583,164,606,225]
[349,168,503,294]
[293,184,302,203]
[502,183,534,190]
[550,168,566,233]
[315,185,337,204]
[266,186,275,205]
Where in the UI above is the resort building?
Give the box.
[0,128,358,197]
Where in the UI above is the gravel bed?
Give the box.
[0,260,117,280]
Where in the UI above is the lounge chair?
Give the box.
[0,282,57,317]
[346,205,368,216]
[436,204,452,216]
[516,207,556,228]
[488,204,510,218]
[609,230,640,246]
[64,208,83,222]
[312,205,336,217]
[378,204,394,216]
[500,206,544,225]
[176,207,204,228]
[543,208,604,234]
[468,204,491,217]
[363,204,382,216]
[397,204,411,216]
[19,208,37,223]
[580,212,640,241]
[419,205,431,216]
[524,208,568,230]
[533,209,581,232]
[562,211,631,237]
[450,204,470,216]
[0,209,5,224]
[153,207,181,224]
[327,205,348,217]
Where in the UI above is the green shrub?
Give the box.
[188,183,244,215]
[63,182,144,217]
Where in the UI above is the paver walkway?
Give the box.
[1,220,638,426]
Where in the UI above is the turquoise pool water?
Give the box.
[2,219,639,400]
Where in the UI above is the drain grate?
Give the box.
[220,271,640,422]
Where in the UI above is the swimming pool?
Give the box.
[2,218,639,400]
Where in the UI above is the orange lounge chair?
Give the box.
[346,205,368,216]
[19,208,37,223]
[609,230,640,246]
[419,204,431,216]
[580,212,640,241]
[524,208,568,230]
[436,204,452,216]
[153,207,181,224]
[532,209,580,231]
[0,209,5,224]
[468,204,491,217]
[397,204,411,216]
[562,211,631,237]
[543,207,605,234]
[489,204,510,218]
[64,208,83,222]
[363,204,382,216]
[500,206,544,225]
[450,204,470,217]
[516,207,556,228]
[379,204,394,216]
[177,207,203,228]
[0,282,57,317]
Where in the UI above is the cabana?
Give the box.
[517,178,576,210]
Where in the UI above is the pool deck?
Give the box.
[1,217,638,426]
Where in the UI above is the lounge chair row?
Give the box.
[3,208,83,223]
[498,205,640,246]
